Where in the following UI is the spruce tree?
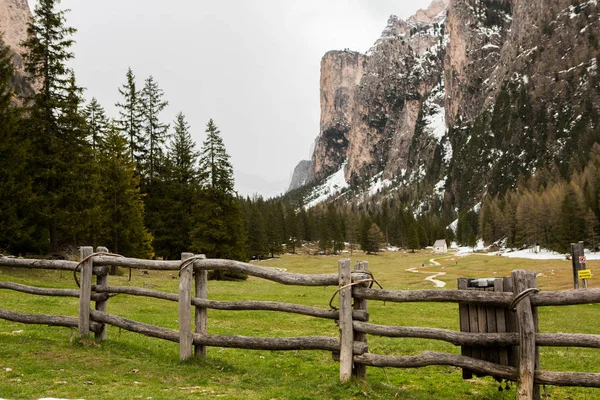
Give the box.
[0,38,33,253]
[191,119,246,273]
[365,223,384,254]
[22,0,86,252]
[84,97,109,152]
[198,119,234,192]
[168,112,198,184]
[99,126,153,257]
[151,113,199,258]
[141,75,169,188]
[116,68,145,168]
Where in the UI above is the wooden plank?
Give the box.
[78,246,93,339]
[352,261,369,379]
[526,272,541,400]
[504,276,518,368]
[179,252,194,361]
[458,278,473,379]
[194,254,208,358]
[513,270,537,400]
[338,258,353,383]
[494,278,509,367]
[476,287,489,362]
[94,246,109,341]
[468,288,481,362]
[485,286,498,364]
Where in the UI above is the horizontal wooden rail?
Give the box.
[194,259,342,286]
[89,310,368,353]
[94,257,350,286]
[91,285,368,320]
[353,287,512,306]
[0,308,102,332]
[354,321,600,348]
[354,321,517,346]
[93,256,180,270]
[0,257,106,275]
[1,282,108,301]
[530,288,600,306]
[354,287,600,307]
[353,351,600,387]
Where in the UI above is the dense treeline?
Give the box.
[0,0,244,262]
[476,145,600,253]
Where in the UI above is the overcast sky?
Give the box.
[27,0,432,198]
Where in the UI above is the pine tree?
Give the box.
[0,37,33,253]
[198,119,235,192]
[116,68,145,168]
[365,223,384,254]
[98,126,153,257]
[84,97,109,152]
[141,75,169,188]
[22,0,79,251]
[191,119,246,274]
[150,113,199,258]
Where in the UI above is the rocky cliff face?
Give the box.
[291,0,600,212]
[288,159,312,192]
[0,0,32,99]
[309,50,367,182]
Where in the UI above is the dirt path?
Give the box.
[406,267,447,288]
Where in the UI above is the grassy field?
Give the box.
[1,249,599,399]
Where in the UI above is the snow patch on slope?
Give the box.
[304,162,349,209]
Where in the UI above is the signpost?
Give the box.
[578,269,592,279]
[571,242,585,289]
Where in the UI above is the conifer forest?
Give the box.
[2,0,600,265]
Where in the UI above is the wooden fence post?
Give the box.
[352,261,369,379]
[179,252,193,361]
[194,254,207,358]
[512,270,539,400]
[94,246,109,341]
[338,258,353,383]
[78,246,93,339]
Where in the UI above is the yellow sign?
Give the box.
[578,269,592,279]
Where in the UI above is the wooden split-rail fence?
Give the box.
[1,247,600,400]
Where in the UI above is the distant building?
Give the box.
[433,239,447,253]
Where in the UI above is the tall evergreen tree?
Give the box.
[0,38,33,253]
[115,68,145,168]
[83,97,109,152]
[22,3,91,251]
[141,75,169,188]
[150,113,199,258]
[99,126,153,257]
[191,119,246,273]
[198,119,234,192]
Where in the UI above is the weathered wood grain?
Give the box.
[354,287,513,306]
[94,246,109,341]
[0,257,106,275]
[1,308,101,332]
[353,351,600,387]
[78,247,93,339]
[89,310,367,353]
[91,284,367,320]
[352,261,369,379]
[513,270,537,400]
[338,259,353,383]
[194,254,208,358]
[179,253,193,361]
[0,281,107,301]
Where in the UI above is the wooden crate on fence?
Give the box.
[457,277,518,379]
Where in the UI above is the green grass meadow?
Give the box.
[1,250,599,399]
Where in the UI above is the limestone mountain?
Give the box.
[0,0,33,99]
[289,0,600,215]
